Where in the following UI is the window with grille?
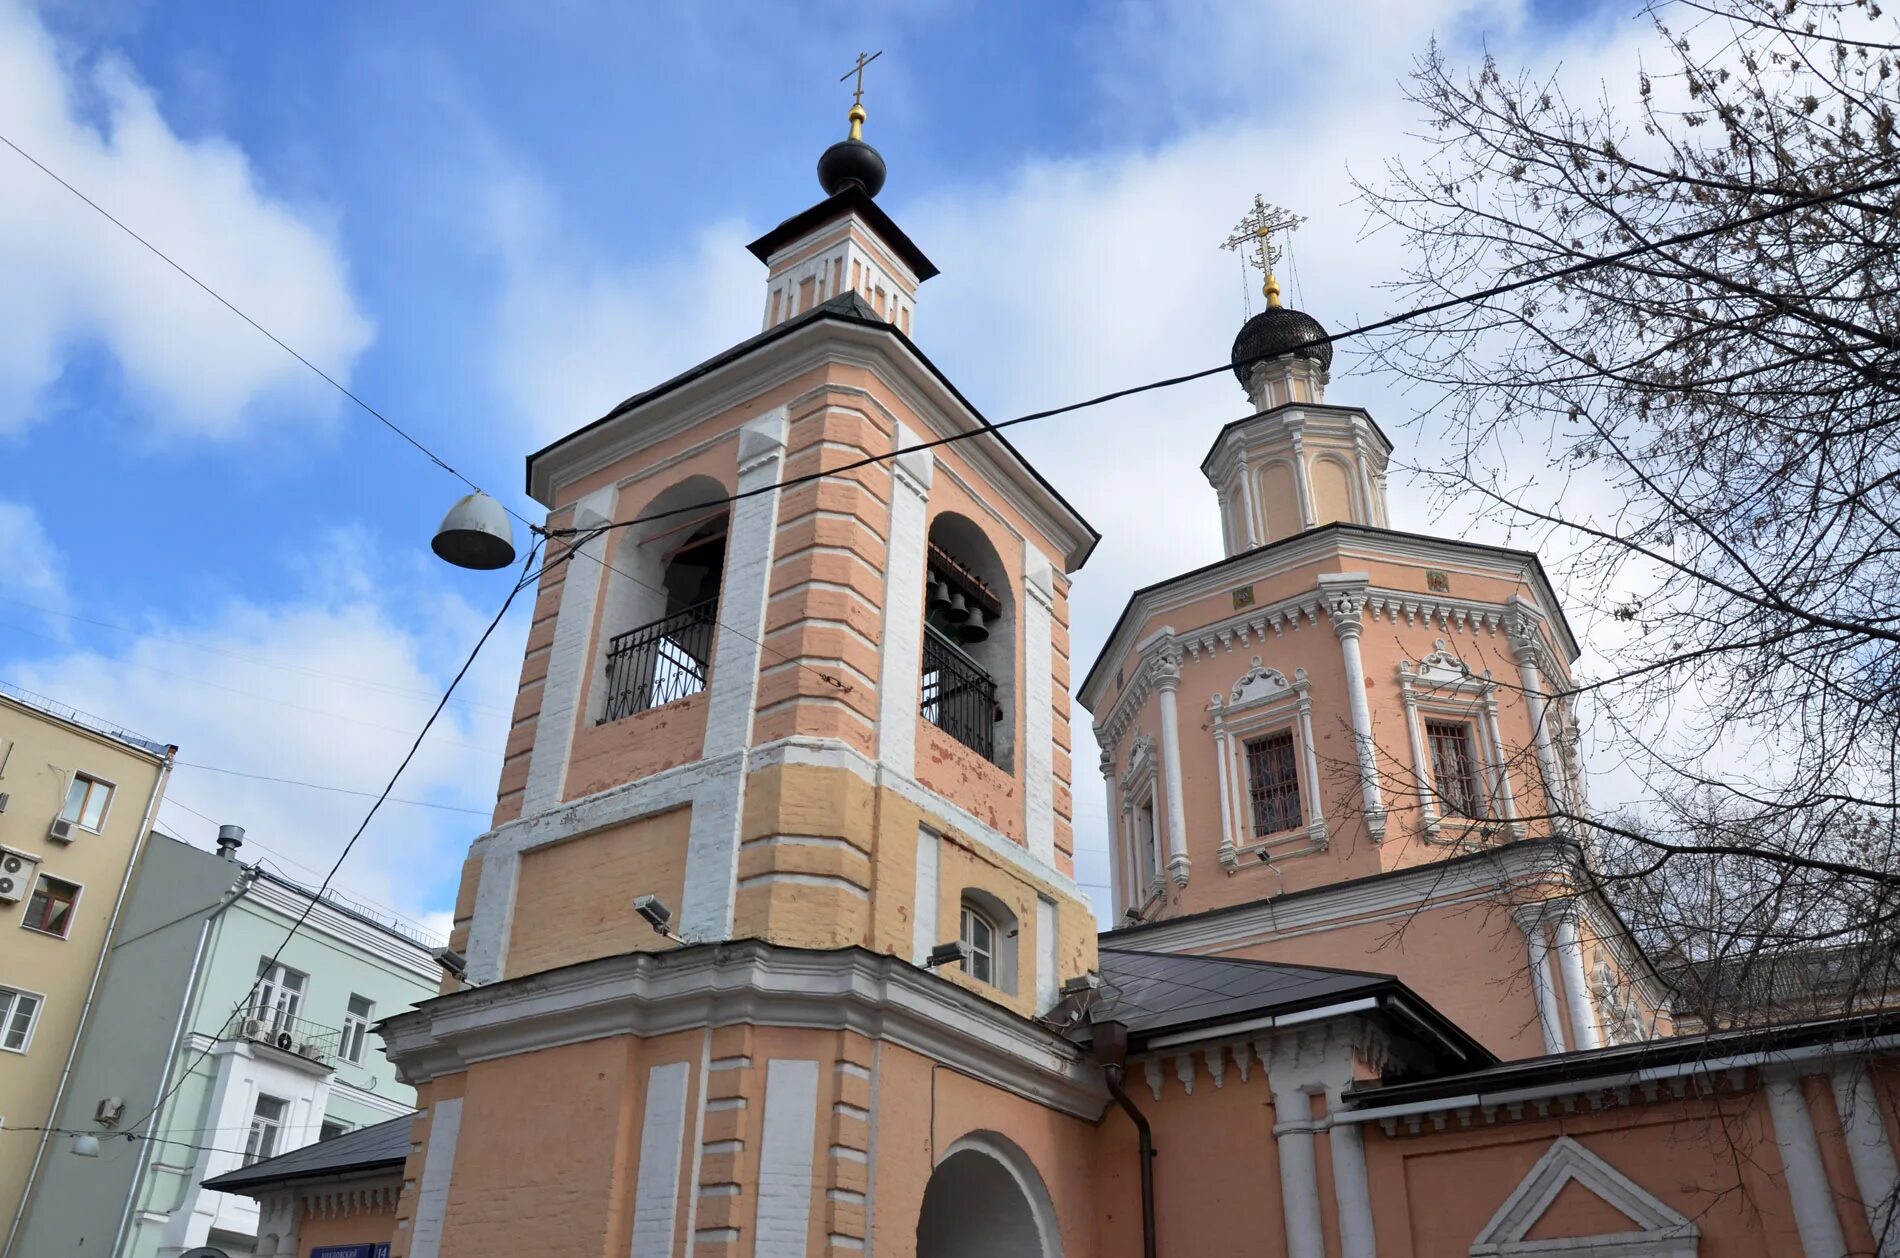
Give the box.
[0,986,43,1053]
[1426,720,1484,818]
[1244,731,1303,835]
[960,902,996,986]
[246,1095,287,1165]
[341,994,374,1064]
[22,875,79,938]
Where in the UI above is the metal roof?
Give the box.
[202,1114,412,1193]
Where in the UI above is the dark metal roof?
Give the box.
[524,291,1100,567]
[1074,947,1494,1073]
[745,186,938,280]
[1232,306,1333,381]
[202,1114,412,1193]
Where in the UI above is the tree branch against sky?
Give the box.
[1357,0,1900,1014]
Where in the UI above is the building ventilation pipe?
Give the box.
[215,824,245,861]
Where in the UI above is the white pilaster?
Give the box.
[912,829,941,965]
[1035,895,1059,1014]
[1296,695,1327,846]
[522,485,617,817]
[681,409,786,941]
[1766,1072,1851,1258]
[1508,604,1568,826]
[1553,909,1602,1051]
[1269,1074,1327,1258]
[1237,454,1262,549]
[465,848,519,985]
[1099,743,1123,912]
[876,422,933,778]
[1515,906,1567,1054]
[1397,669,1439,838]
[1481,691,1523,837]
[1834,1062,1900,1256]
[1212,707,1238,868]
[1151,645,1191,887]
[630,1062,692,1258]
[409,1097,463,1258]
[1290,429,1316,528]
[1319,575,1385,840]
[756,1060,820,1258]
[1022,548,1057,866]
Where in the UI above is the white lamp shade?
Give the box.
[432,492,518,570]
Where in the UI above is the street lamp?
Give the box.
[431,492,517,570]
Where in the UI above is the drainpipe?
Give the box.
[1093,1019,1157,1258]
[4,747,174,1258]
[109,865,256,1257]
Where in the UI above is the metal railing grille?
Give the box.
[600,599,719,722]
[921,626,998,763]
[1245,731,1304,835]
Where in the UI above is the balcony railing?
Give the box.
[921,625,998,763]
[221,1008,341,1065]
[600,599,719,723]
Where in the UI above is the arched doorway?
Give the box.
[916,1132,1062,1258]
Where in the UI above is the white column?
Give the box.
[681,409,786,941]
[1296,695,1327,846]
[1290,434,1316,528]
[1766,1072,1851,1258]
[1236,456,1262,549]
[876,422,934,778]
[1022,551,1057,865]
[1269,1077,1327,1258]
[1397,670,1438,838]
[756,1060,821,1258]
[1326,1089,1378,1258]
[1508,608,1568,826]
[1212,703,1238,869]
[1120,801,1139,911]
[1151,646,1191,887]
[1515,907,1567,1054]
[522,485,617,817]
[1481,691,1522,836]
[1834,1062,1900,1256]
[410,1097,464,1258]
[1320,577,1385,840]
[1553,909,1602,1051]
[1099,744,1123,913]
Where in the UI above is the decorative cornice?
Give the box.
[378,942,1107,1119]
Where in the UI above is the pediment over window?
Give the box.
[1471,1136,1698,1257]
[1224,656,1307,708]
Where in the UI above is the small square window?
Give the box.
[0,987,44,1053]
[22,875,79,939]
[58,774,112,832]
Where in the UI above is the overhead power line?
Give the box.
[173,761,492,816]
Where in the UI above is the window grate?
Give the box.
[600,598,719,722]
[1426,720,1484,819]
[1245,731,1303,836]
[921,626,998,763]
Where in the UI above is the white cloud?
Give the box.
[3,529,519,935]
[0,0,372,437]
[0,499,69,630]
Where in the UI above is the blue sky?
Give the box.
[0,0,1642,932]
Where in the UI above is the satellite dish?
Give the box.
[431,492,517,571]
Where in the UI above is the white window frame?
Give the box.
[253,959,308,1032]
[960,902,997,986]
[0,984,45,1054]
[1208,658,1326,870]
[1117,734,1165,911]
[341,993,374,1065]
[246,1094,287,1165]
[319,1117,352,1142]
[58,772,115,833]
[1397,641,1519,841]
[20,872,82,940]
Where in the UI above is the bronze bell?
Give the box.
[927,576,954,615]
[957,602,990,644]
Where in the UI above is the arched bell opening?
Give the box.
[916,1132,1062,1258]
[922,512,1014,769]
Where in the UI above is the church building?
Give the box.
[329,89,1900,1258]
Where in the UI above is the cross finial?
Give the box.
[839,50,883,140]
[1222,195,1305,309]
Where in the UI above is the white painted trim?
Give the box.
[934,1131,1065,1258]
[1035,895,1058,1015]
[408,1097,463,1258]
[876,421,932,778]
[1470,1135,1697,1257]
[523,485,616,817]
[756,1060,820,1258]
[1833,1063,1900,1257]
[1022,545,1057,866]
[1767,1072,1851,1258]
[382,941,1105,1119]
[629,1061,692,1258]
[913,828,941,966]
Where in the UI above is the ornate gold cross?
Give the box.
[840,50,883,108]
[1223,195,1305,307]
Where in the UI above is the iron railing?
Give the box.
[921,626,998,763]
[222,1008,341,1063]
[1245,732,1303,835]
[600,599,719,722]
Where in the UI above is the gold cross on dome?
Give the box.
[840,49,883,108]
[1223,195,1305,307]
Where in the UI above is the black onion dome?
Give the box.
[817,137,887,198]
[1230,306,1332,385]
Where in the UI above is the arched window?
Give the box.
[956,890,1018,993]
[922,514,1014,768]
[595,476,730,722]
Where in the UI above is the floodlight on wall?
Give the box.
[1122,907,1143,925]
[634,894,687,944]
[431,946,468,979]
[925,941,970,969]
[431,492,518,571]
[69,1134,100,1158]
[1060,973,1101,997]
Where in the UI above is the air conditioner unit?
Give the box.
[0,848,36,904]
[241,1018,268,1041]
[47,817,75,844]
[94,1096,126,1128]
[296,1039,325,1061]
[0,874,20,904]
